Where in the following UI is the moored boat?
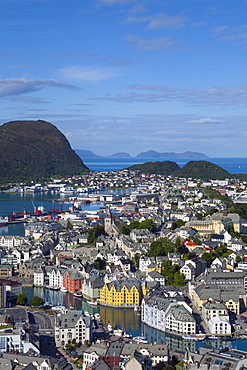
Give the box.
[60,287,68,293]
[133,336,148,344]
[0,216,8,226]
[73,292,82,298]
[87,299,98,306]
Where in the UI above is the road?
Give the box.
[5,306,76,369]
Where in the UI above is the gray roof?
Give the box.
[167,305,195,323]
[86,359,110,370]
[195,284,243,302]
[202,300,227,310]
[84,343,109,357]
[147,270,164,279]
[106,279,141,292]
[121,343,168,357]
[56,310,91,328]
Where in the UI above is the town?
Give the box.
[1,168,247,369]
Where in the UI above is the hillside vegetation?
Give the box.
[127,161,180,175]
[174,160,231,180]
[126,160,232,180]
[0,120,89,183]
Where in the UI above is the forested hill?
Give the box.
[0,120,89,182]
[174,161,231,180]
[127,161,180,175]
[127,160,231,180]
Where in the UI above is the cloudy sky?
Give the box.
[1,0,247,157]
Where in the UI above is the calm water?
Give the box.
[83,157,247,174]
[23,286,245,354]
[0,191,104,236]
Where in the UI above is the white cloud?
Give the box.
[147,13,188,30]
[11,96,49,104]
[95,0,132,6]
[125,12,188,30]
[187,118,225,124]
[60,66,119,82]
[0,78,78,97]
[125,35,185,51]
[96,83,247,107]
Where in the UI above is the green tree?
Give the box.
[148,238,175,257]
[29,296,44,306]
[236,255,242,263]
[17,293,28,305]
[195,212,203,220]
[88,225,106,244]
[173,272,187,287]
[132,253,140,268]
[118,222,131,235]
[161,260,179,285]
[175,219,185,228]
[175,238,181,248]
[139,219,157,232]
[93,257,106,270]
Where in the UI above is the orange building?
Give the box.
[62,269,84,293]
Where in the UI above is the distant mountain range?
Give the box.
[75,149,209,160]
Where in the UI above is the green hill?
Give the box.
[127,161,180,175]
[126,160,232,180]
[0,120,89,183]
[174,160,231,180]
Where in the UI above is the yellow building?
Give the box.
[100,280,141,307]
[187,212,241,236]
[193,284,241,315]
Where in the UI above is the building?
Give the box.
[124,350,152,370]
[62,269,84,293]
[0,265,14,277]
[193,284,243,315]
[81,276,104,301]
[141,293,196,335]
[208,316,231,335]
[55,310,92,346]
[0,327,40,354]
[201,300,229,321]
[100,280,141,307]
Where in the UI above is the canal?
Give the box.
[23,286,247,354]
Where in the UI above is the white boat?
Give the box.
[182,336,198,341]
[73,292,82,298]
[0,216,8,226]
[207,335,220,340]
[87,299,98,306]
[113,329,132,338]
[182,335,205,341]
[60,287,68,293]
[113,329,124,337]
[133,336,148,344]
[107,322,113,332]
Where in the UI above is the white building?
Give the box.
[208,316,231,335]
[139,255,155,273]
[33,268,45,286]
[141,294,196,335]
[47,267,65,289]
[0,328,39,354]
[0,236,25,249]
[55,310,92,346]
[180,262,195,281]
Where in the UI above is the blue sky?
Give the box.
[1,0,247,157]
